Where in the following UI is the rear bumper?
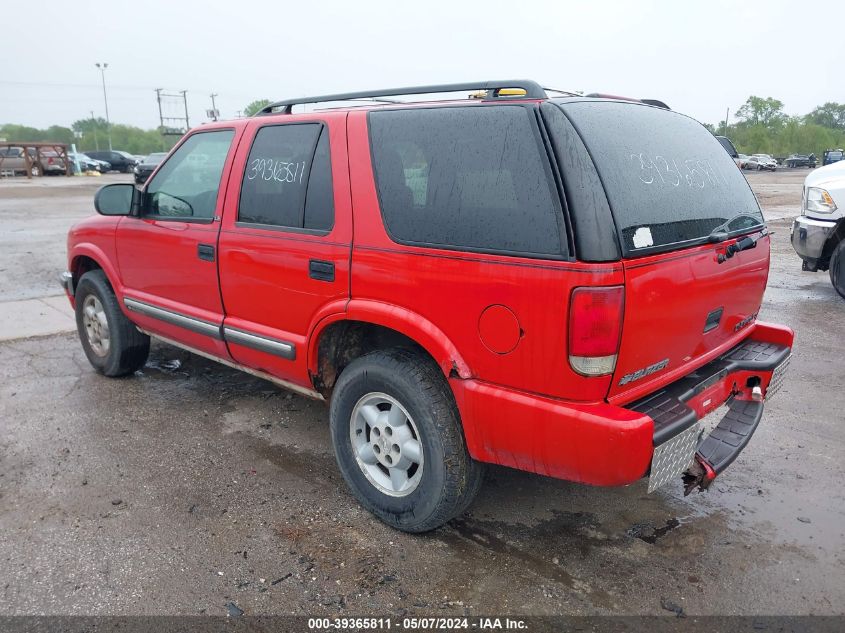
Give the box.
[791,216,838,269]
[454,322,794,488]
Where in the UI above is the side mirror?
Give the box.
[94,183,136,216]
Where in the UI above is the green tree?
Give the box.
[735,96,786,127]
[243,99,272,117]
[806,102,845,131]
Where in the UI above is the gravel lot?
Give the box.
[0,169,843,617]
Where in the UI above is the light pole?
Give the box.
[95,63,112,151]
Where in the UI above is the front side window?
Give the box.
[145,129,234,220]
[368,106,564,257]
[238,123,334,232]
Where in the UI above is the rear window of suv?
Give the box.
[368,106,565,257]
[551,100,764,255]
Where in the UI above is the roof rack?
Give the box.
[257,80,548,115]
[585,93,670,110]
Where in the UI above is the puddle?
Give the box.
[627,517,681,544]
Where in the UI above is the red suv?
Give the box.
[61,81,793,532]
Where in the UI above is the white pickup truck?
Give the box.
[791,160,845,298]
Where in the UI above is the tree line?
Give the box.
[3,97,844,158]
[0,117,178,155]
[0,101,276,155]
[707,97,845,157]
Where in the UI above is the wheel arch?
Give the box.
[307,302,472,398]
[69,244,122,295]
[820,220,845,267]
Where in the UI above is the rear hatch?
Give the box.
[556,100,769,404]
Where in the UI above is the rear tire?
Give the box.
[75,270,150,376]
[329,348,484,533]
[829,241,845,300]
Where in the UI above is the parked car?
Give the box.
[61,81,793,532]
[0,146,66,176]
[38,149,68,175]
[715,135,742,168]
[791,160,845,298]
[69,152,106,173]
[823,149,844,166]
[85,150,138,173]
[737,153,749,169]
[785,154,817,168]
[133,152,167,184]
[747,154,777,171]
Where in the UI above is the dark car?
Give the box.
[85,150,138,173]
[785,154,817,168]
[133,152,167,184]
[823,149,844,166]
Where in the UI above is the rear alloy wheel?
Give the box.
[330,348,484,532]
[829,240,845,300]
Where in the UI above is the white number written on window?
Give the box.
[246,158,307,184]
[629,153,726,189]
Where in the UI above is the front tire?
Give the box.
[830,241,845,300]
[75,270,150,376]
[329,348,484,532]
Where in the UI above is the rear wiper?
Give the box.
[707,213,766,243]
[713,224,770,263]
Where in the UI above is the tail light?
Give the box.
[568,286,624,376]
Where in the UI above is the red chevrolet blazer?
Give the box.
[61,80,793,532]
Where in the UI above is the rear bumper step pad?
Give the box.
[631,338,791,493]
[696,398,763,474]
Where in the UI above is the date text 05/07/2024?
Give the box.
[307,616,528,630]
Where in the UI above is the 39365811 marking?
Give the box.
[307,617,393,629]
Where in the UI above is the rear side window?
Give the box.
[553,101,763,255]
[238,123,334,232]
[369,106,564,256]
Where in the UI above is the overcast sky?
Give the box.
[2,0,843,131]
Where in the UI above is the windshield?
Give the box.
[552,100,763,255]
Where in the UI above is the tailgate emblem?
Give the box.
[619,358,669,386]
[734,312,758,332]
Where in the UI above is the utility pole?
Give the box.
[95,63,112,151]
[155,88,164,128]
[90,110,99,151]
[723,107,729,137]
[209,93,219,121]
[181,90,190,130]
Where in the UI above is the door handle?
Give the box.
[309,259,335,282]
[197,243,215,262]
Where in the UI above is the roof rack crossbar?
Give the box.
[258,80,547,115]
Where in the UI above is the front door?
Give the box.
[217,115,352,388]
[115,128,240,357]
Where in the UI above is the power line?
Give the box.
[0,79,255,98]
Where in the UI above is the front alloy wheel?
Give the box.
[81,294,110,357]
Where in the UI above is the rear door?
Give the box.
[551,100,769,404]
[217,114,352,387]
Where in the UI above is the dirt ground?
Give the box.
[0,169,843,617]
